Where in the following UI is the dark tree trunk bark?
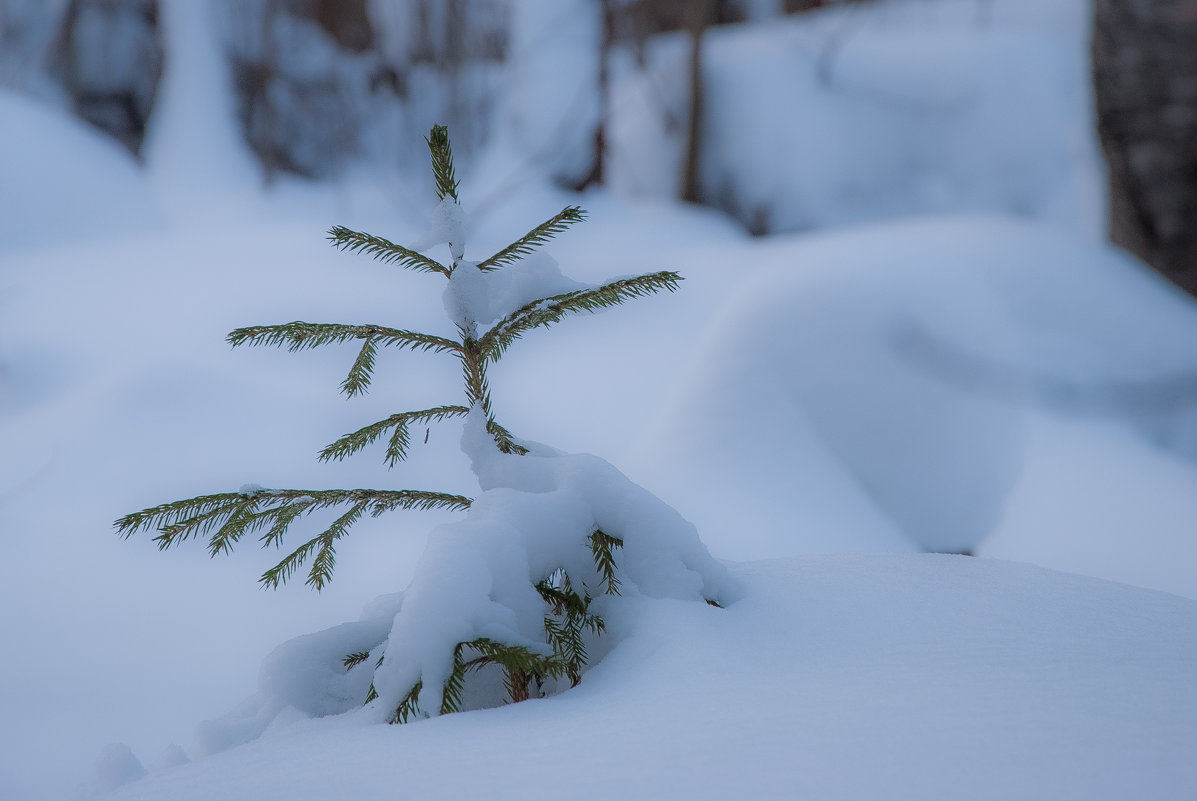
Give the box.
[572,0,616,191]
[51,0,163,156]
[1093,0,1197,297]
[681,0,715,204]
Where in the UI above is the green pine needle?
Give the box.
[477,206,586,271]
[343,651,372,670]
[264,501,366,591]
[260,501,310,549]
[479,271,683,362]
[426,125,459,202]
[589,530,624,596]
[486,417,529,456]
[341,336,378,397]
[327,226,449,276]
[439,642,471,715]
[319,405,470,467]
[205,501,273,557]
[116,488,472,590]
[468,638,563,681]
[536,569,605,686]
[227,322,462,355]
[535,573,588,618]
[227,322,462,399]
[390,681,424,724]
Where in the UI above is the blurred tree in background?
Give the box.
[1093,0,1197,299]
[50,0,162,155]
[0,0,834,182]
[19,0,1184,273]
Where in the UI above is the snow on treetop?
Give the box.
[442,250,590,334]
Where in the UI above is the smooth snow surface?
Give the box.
[101,556,1197,801]
[635,217,1197,561]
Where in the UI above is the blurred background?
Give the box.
[3,0,1197,797]
[2,0,1193,285]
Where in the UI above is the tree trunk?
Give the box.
[51,0,163,156]
[1093,0,1197,297]
[572,0,616,191]
[681,0,715,204]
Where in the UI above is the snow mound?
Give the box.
[637,216,1197,558]
[191,594,403,759]
[88,743,146,795]
[982,414,1197,601]
[99,555,1197,801]
[0,89,161,254]
[366,408,734,722]
[180,409,736,756]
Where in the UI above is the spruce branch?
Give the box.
[543,615,588,686]
[426,125,459,202]
[439,642,472,715]
[589,530,624,596]
[465,638,566,701]
[291,502,367,590]
[122,497,247,547]
[536,572,600,686]
[486,418,529,456]
[390,680,424,724]
[427,636,573,719]
[116,489,472,589]
[477,206,586,271]
[319,406,470,467]
[228,322,462,356]
[228,322,462,398]
[535,573,589,619]
[341,336,378,397]
[480,271,683,361]
[327,226,449,277]
[205,501,278,557]
[343,651,372,670]
[260,501,312,549]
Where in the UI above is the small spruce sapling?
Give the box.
[117,126,727,723]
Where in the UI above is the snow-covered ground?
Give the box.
[98,555,1197,801]
[2,0,1196,799]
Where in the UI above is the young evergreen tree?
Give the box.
[116,125,730,723]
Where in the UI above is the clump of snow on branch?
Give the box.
[436,197,589,333]
[443,251,589,334]
[418,196,469,261]
[370,408,737,717]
